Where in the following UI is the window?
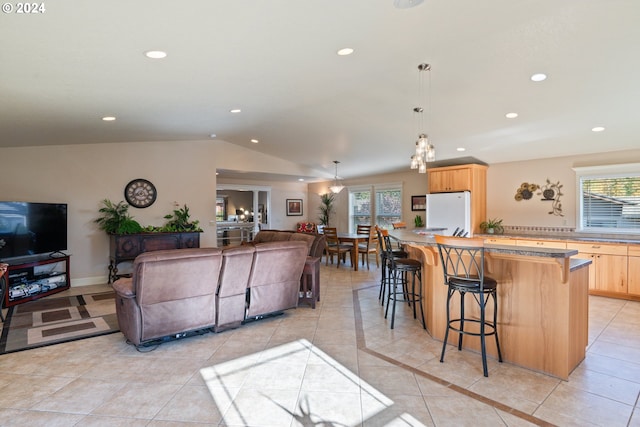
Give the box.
[348,183,402,232]
[574,164,640,233]
[349,189,371,232]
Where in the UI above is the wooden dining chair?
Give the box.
[357,226,379,269]
[323,227,352,268]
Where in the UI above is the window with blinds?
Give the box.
[580,175,640,232]
[348,184,402,232]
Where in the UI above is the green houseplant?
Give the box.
[160,204,202,232]
[94,199,143,234]
[318,193,335,226]
[414,214,424,228]
[479,218,504,234]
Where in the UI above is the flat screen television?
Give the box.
[0,201,68,260]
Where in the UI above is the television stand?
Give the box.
[1,254,70,308]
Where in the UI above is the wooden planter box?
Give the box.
[108,232,201,283]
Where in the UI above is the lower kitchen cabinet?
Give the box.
[628,246,640,296]
[567,242,628,295]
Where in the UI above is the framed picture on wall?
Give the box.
[286,199,303,216]
[411,195,426,211]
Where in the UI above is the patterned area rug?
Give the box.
[0,291,119,355]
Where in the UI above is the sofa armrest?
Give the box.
[112,278,135,299]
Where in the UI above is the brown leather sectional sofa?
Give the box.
[249,229,326,258]
[112,240,309,347]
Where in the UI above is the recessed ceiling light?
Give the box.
[592,126,606,132]
[144,50,167,59]
[393,0,424,9]
[230,109,241,113]
[102,116,116,121]
[456,147,466,152]
[505,112,518,119]
[298,178,305,182]
[251,139,259,143]
[209,133,217,138]
[337,48,354,56]
[531,73,547,82]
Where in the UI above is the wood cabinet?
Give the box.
[484,237,517,245]
[108,232,201,283]
[427,164,487,234]
[3,255,70,307]
[515,239,567,249]
[567,241,628,295]
[628,245,640,296]
[427,164,486,193]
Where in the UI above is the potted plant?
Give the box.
[94,199,143,234]
[318,193,335,228]
[414,214,424,228]
[479,218,504,234]
[161,203,202,232]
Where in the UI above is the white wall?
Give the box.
[0,139,313,285]
[307,169,428,231]
[487,148,640,228]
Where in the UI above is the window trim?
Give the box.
[573,163,640,234]
[347,182,403,232]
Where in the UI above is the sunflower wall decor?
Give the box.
[514,179,564,216]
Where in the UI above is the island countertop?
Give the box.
[389,229,579,259]
[389,228,591,379]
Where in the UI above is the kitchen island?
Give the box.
[389,229,591,380]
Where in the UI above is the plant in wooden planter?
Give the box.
[161,204,202,232]
[94,199,143,234]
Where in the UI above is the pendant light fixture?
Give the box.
[409,63,435,173]
[329,160,345,194]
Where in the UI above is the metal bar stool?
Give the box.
[382,234,425,330]
[375,227,407,305]
[435,235,503,377]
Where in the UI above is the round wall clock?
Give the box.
[124,179,157,208]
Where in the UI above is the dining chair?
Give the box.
[392,222,407,229]
[435,235,503,377]
[323,227,352,268]
[357,226,379,269]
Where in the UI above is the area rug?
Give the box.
[0,291,119,355]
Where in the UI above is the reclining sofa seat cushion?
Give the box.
[245,240,308,319]
[215,244,256,332]
[112,248,223,346]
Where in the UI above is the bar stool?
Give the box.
[435,235,503,377]
[382,234,425,330]
[375,227,407,305]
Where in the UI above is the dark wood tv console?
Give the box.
[108,232,201,283]
[1,254,70,308]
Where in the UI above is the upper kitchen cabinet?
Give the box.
[427,164,487,194]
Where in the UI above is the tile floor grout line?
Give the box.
[351,285,557,427]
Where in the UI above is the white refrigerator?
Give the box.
[425,191,472,236]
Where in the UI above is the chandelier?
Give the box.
[410,63,435,173]
[329,160,345,194]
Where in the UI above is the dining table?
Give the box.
[336,233,370,271]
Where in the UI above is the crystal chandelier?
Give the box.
[410,63,435,173]
[329,160,345,194]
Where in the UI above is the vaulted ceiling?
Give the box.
[1,1,639,181]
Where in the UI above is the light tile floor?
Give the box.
[1,259,639,426]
